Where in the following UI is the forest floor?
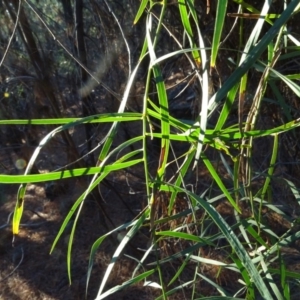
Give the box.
[1,154,300,299]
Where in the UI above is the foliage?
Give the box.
[1,0,300,299]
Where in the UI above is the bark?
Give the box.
[75,0,95,163]
[4,0,83,169]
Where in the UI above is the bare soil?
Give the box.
[1,166,300,299]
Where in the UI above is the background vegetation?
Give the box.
[1,0,300,299]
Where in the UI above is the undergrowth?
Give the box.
[1,0,300,299]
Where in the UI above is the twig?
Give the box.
[0,211,48,230]
[0,0,22,68]
[0,246,24,283]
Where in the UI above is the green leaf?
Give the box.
[163,185,273,299]
[1,159,143,184]
[202,154,241,213]
[208,0,300,113]
[134,0,149,24]
[211,0,228,67]
[0,113,142,125]
[155,231,214,245]
[96,269,156,300]
[96,209,149,298]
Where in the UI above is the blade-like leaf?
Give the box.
[211,0,228,67]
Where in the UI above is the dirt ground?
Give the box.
[1,159,300,299]
[0,176,157,299]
